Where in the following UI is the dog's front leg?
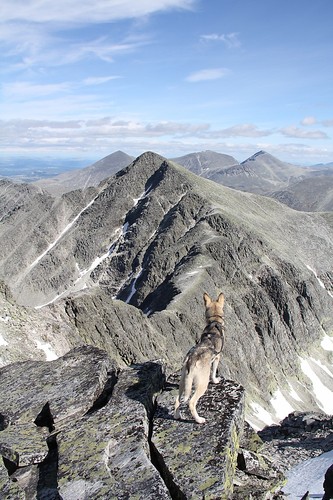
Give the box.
[211,355,221,384]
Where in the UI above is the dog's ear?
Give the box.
[203,292,212,307]
[217,293,224,307]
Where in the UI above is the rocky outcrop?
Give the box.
[0,346,247,499]
[152,375,245,499]
[234,412,333,498]
[1,346,331,499]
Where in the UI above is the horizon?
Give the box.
[1,0,332,166]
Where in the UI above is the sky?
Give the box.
[1,0,333,165]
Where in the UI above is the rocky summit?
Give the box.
[0,151,333,498]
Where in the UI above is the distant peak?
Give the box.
[253,150,267,158]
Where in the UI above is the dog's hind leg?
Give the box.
[211,354,221,384]
[189,370,210,424]
[174,366,194,420]
[174,366,186,420]
[174,394,181,420]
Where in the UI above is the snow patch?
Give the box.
[283,449,333,498]
[35,223,129,308]
[29,195,98,271]
[288,382,303,402]
[300,357,333,414]
[0,333,8,346]
[306,264,333,298]
[0,315,10,323]
[132,184,153,205]
[271,389,295,421]
[125,267,143,303]
[249,402,276,428]
[35,340,58,361]
[321,333,333,351]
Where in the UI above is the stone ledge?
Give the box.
[151,375,245,499]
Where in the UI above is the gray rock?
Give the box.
[1,151,333,427]
[323,463,333,500]
[57,362,170,500]
[0,346,250,499]
[152,376,245,499]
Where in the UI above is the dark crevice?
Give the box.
[34,402,55,432]
[2,456,18,476]
[141,277,180,314]
[123,362,184,498]
[0,413,9,431]
[36,434,62,499]
[148,416,186,500]
[85,369,119,415]
[147,391,186,500]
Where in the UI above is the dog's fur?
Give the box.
[174,292,225,424]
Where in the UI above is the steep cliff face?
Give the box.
[0,152,333,428]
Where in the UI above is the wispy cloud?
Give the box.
[322,119,333,127]
[213,124,273,138]
[0,0,196,24]
[83,76,122,86]
[1,116,332,163]
[281,126,329,139]
[200,32,241,48]
[3,81,72,99]
[186,68,230,82]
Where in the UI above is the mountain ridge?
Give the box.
[3,149,332,214]
[1,151,333,430]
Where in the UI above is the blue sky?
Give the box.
[1,0,332,165]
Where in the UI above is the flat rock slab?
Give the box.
[151,376,245,499]
[57,362,170,499]
[0,345,114,426]
[0,345,115,494]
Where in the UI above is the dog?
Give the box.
[174,292,225,424]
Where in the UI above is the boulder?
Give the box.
[0,346,248,499]
[151,375,245,499]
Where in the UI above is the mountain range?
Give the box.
[1,150,333,497]
[7,148,328,212]
[1,150,333,431]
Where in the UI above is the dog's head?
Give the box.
[203,292,224,323]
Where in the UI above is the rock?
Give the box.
[2,153,333,422]
[0,345,115,494]
[57,362,170,499]
[151,375,245,499]
[232,411,333,499]
[0,345,251,499]
[0,345,114,427]
[323,464,333,500]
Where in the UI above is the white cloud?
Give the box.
[213,123,273,138]
[0,0,196,24]
[1,116,332,164]
[3,81,72,99]
[301,116,317,126]
[281,126,329,139]
[186,68,230,82]
[200,32,241,48]
[83,76,122,86]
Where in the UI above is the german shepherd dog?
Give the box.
[174,292,225,424]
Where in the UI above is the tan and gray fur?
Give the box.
[174,292,225,424]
